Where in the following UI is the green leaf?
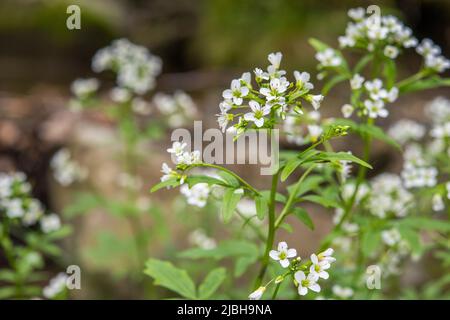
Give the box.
[198,268,226,299]
[399,217,450,232]
[399,76,450,94]
[144,259,196,299]
[279,222,294,233]
[186,175,229,188]
[0,286,16,299]
[292,207,314,230]
[300,194,340,208]
[358,123,401,150]
[288,175,324,198]
[63,193,103,218]
[150,178,179,193]
[383,59,397,88]
[353,54,373,73]
[216,171,240,188]
[308,38,330,52]
[361,230,381,256]
[281,158,303,182]
[222,188,242,223]
[234,256,257,277]
[313,151,372,169]
[322,74,349,95]
[255,196,268,220]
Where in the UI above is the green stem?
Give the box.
[275,164,317,229]
[271,282,281,299]
[236,210,266,242]
[254,170,280,289]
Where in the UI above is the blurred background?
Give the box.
[0,0,449,299]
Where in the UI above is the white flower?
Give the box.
[338,36,356,48]
[293,71,313,90]
[51,149,87,186]
[240,72,252,85]
[269,241,297,268]
[381,228,401,246]
[160,163,180,184]
[306,94,324,110]
[384,45,399,59]
[425,54,450,73]
[364,79,387,101]
[332,285,354,299]
[43,273,68,299]
[260,78,290,102]
[416,38,441,57]
[254,68,269,81]
[188,229,216,250]
[180,183,210,208]
[268,52,283,69]
[307,125,323,142]
[388,120,426,144]
[110,87,131,103]
[244,101,271,128]
[222,79,249,105]
[341,104,354,118]
[387,87,399,103]
[132,97,152,115]
[432,194,444,212]
[40,214,61,234]
[310,253,331,279]
[295,271,320,296]
[249,286,266,300]
[315,48,342,67]
[348,7,365,21]
[350,74,364,90]
[167,141,187,157]
[71,78,99,98]
[317,248,336,264]
[3,198,25,218]
[364,100,388,118]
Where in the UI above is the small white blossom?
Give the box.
[40,214,61,234]
[332,285,354,299]
[341,104,354,118]
[244,101,271,128]
[269,241,297,268]
[350,74,365,90]
[315,48,342,67]
[310,253,331,279]
[384,45,399,59]
[364,99,388,118]
[432,194,444,212]
[295,271,320,296]
[293,71,314,90]
[248,286,266,300]
[71,78,99,98]
[382,228,401,246]
[43,273,68,299]
[222,79,249,105]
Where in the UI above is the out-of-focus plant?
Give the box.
[0,172,70,299]
[304,7,450,298]
[56,39,198,291]
[146,52,373,299]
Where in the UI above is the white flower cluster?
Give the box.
[339,8,449,72]
[367,174,412,218]
[217,52,323,134]
[379,228,413,276]
[70,78,99,99]
[51,148,87,187]
[339,8,417,54]
[152,91,197,128]
[160,142,206,203]
[388,119,426,144]
[248,242,336,299]
[0,172,62,233]
[92,38,162,95]
[283,110,323,145]
[316,48,342,68]
[43,273,68,299]
[416,39,450,73]
[188,229,217,250]
[342,75,398,119]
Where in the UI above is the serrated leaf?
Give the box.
[293,207,314,230]
[222,188,242,223]
[144,259,196,299]
[198,268,226,299]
